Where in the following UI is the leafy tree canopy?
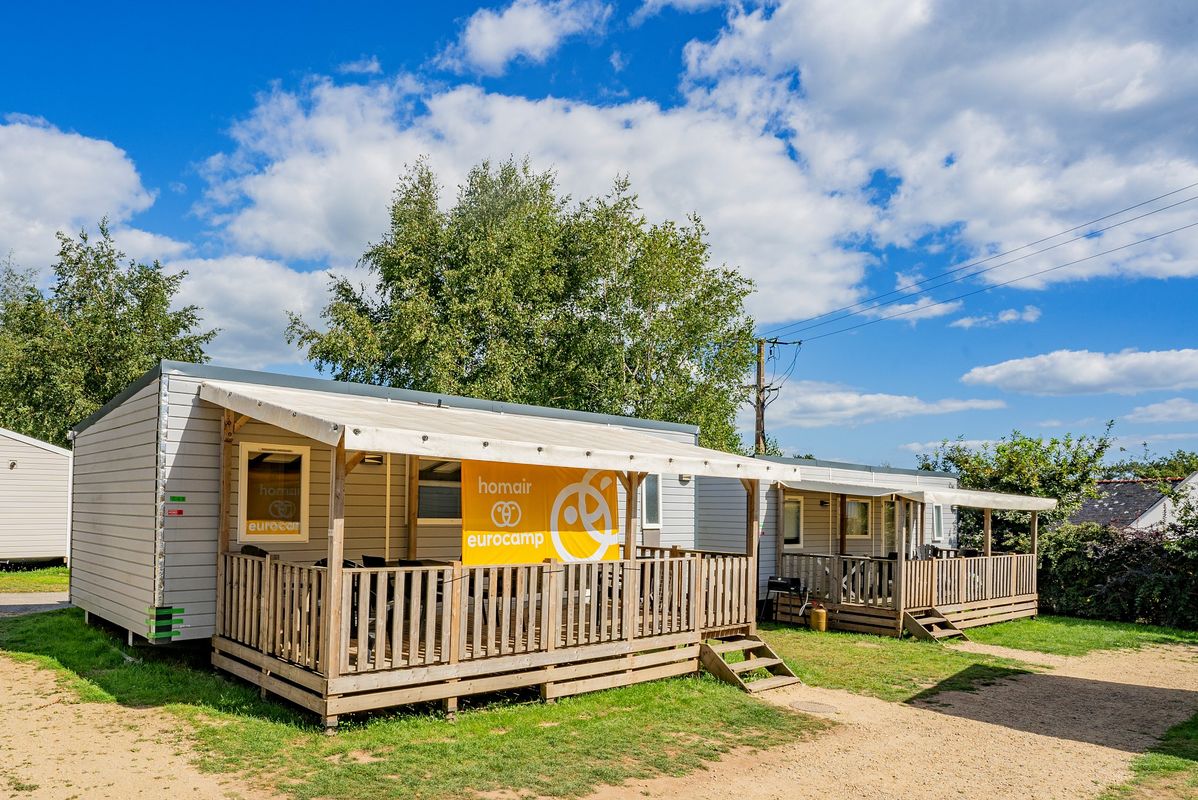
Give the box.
[1102,446,1198,480]
[916,425,1115,550]
[0,222,215,446]
[288,158,757,452]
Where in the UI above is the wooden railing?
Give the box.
[778,553,898,609]
[219,553,754,677]
[219,554,326,671]
[779,552,1038,612]
[634,545,746,559]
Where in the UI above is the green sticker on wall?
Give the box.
[169,495,186,502]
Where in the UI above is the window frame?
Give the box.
[782,496,804,551]
[932,504,945,542]
[417,458,463,524]
[236,441,311,544]
[844,497,872,539]
[640,473,663,530]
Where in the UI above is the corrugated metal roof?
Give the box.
[198,379,800,481]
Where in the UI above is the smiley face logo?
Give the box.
[490,500,522,528]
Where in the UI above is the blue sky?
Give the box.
[2,1,1198,466]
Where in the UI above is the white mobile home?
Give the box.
[70,361,801,725]
[0,427,71,562]
[699,456,1055,638]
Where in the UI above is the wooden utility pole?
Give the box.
[754,339,766,455]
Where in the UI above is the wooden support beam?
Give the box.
[383,454,392,562]
[774,483,784,579]
[743,478,760,634]
[1030,511,1039,556]
[983,508,993,557]
[838,494,848,555]
[233,414,251,433]
[345,451,366,474]
[215,410,235,635]
[894,499,905,617]
[406,454,419,560]
[324,434,347,700]
[623,472,642,559]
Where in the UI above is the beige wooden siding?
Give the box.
[0,432,70,560]
[70,379,160,633]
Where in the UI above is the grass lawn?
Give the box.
[1103,712,1198,800]
[756,622,1035,702]
[0,609,825,799]
[968,615,1198,657]
[0,566,69,593]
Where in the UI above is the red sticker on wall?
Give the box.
[166,509,184,517]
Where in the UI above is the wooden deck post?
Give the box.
[541,558,561,701]
[894,498,905,619]
[774,483,785,579]
[689,553,703,640]
[215,410,235,638]
[983,508,993,557]
[406,454,419,560]
[621,472,641,640]
[444,560,463,717]
[322,433,347,731]
[741,479,760,633]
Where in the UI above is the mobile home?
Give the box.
[699,456,1055,639]
[0,427,71,563]
[70,362,801,726]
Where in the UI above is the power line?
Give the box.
[779,194,1198,336]
[801,219,1198,342]
[759,180,1198,338]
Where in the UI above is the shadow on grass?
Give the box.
[909,664,1198,754]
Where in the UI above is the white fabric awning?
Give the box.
[896,488,1057,512]
[781,479,904,497]
[198,380,799,481]
[782,479,1057,511]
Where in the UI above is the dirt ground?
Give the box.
[586,642,1198,800]
[0,655,278,800]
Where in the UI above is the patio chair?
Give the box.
[361,554,387,567]
[239,544,270,557]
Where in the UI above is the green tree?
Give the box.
[916,424,1114,550]
[287,159,757,452]
[1103,446,1198,480]
[0,223,215,446]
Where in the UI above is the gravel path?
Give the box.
[0,655,279,799]
[585,643,1198,800]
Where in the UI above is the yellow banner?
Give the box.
[461,461,620,565]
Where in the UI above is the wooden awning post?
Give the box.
[838,493,848,555]
[983,508,993,557]
[323,432,347,729]
[1030,511,1039,556]
[383,454,392,562]
[406,454,419,560]
[894,498,905,615]
[741,478,760,634]
[621,472,642,559]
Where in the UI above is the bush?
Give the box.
[1038,522,1198,629]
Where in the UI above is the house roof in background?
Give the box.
[758,454,956,479]
[0,426,71,457]
[1068,478,1186,527]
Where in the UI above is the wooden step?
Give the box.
[915,614,947,624]
[745,675,801,693]
[929,628,964,639]
[710,638,765,655]
[730,657,783,674]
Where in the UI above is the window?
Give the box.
[782,498,803,549]
[418,459,462,521]
[883,500,897,553]
[641,474,662,528]
[932,504,944,542]
[238,443,310,543]
[845,499,871,538]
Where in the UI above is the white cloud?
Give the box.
[950,305,1041,329]
[962,348,1198,395]
[632,0,723,25]
[0,116,155,268]
[1125,397,1198,424]
[760,380,1004,428]
[899,438,996,454]
[199,79,878,324]
[440,0,611,76]
[165,256,372,369]
[861,296,962,324]
[338,55,382,76]
[682,1,1198,290]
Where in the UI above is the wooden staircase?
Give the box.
[902,609,968,642]
[699,636,801,693]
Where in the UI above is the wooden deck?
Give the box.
[775,552,1038,636]
[214,551,755,717]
